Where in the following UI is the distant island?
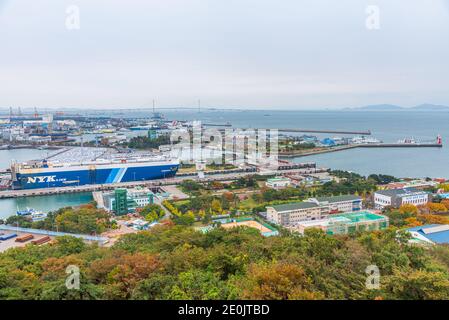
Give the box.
[344,104,449,111]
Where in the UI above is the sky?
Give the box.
[0,0,448,110]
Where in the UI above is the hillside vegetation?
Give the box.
[1,223,449,300]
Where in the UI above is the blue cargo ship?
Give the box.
[11,148,179,190]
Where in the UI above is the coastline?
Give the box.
[280,143,443,158]
[280,145,357,158]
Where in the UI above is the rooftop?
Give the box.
[332,211,387,222]
[315,195,361,203]
[267,177,291,182]
[268,202,319,212]
[297,211,388,227]
[407,224,449,244]
[375,188,428,198]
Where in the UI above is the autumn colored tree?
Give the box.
[140,204,165,222]
[440,199,449,211]
[211,199,223,215]
[381,269,449,299]
[399,204,418,215]
[427,202,448,213]
[238,262,323,300]
[404,217,422,227]
[417,214,449,225]
[222,192,235,203]
[2,211,449,300]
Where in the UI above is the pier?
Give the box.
[278,128,372,135]
[280,142,443,158]
[212,128,372,135]
[356,143,442,148]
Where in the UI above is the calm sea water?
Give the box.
[0,148,51,170]
[0,192,93,220]
[0,110,448,218]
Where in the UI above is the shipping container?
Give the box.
[15,234,34,243]
[0,233,18,241]
[31,236,51,245]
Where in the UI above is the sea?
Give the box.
[0,109,448,219]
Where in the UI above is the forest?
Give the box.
[1,222,449,300]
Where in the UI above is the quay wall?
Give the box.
[0,167,326,199]
[281,143,443,158]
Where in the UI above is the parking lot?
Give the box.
[0,231,54,252]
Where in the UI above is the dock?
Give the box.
[280,142,443,158]
[213,128,372,135]
[0,166,327,199]
[278,128,372,135]
[356,143,442,148]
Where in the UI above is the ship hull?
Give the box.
[13,163,179,189]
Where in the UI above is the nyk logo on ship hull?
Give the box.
[26,176,57,184]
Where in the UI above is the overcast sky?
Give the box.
[0,0,448,110]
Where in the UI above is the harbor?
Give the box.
[0,165,327,200]
[0,192,93,220]
[280,141,443,158]
[0,109,448,221]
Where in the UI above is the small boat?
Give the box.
[31,211,48,222]
[17,207,37,216]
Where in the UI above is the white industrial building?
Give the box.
[374,188,429,210]
[265,177,291,189]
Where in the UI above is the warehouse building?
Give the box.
[406,224,449,245]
